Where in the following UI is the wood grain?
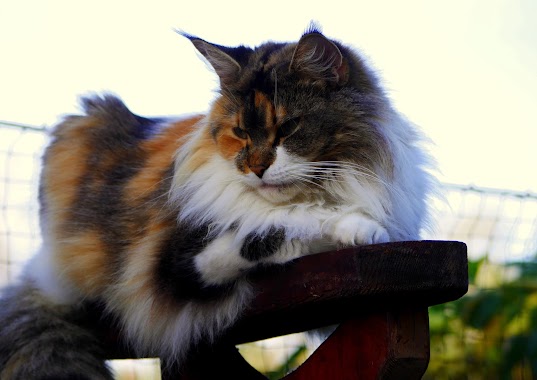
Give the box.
[230,240,467,344]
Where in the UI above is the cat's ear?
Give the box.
[290,32,349,85]
[181,33,242,87]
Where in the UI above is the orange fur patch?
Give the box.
[125,116,203,202]
[187,99,244,171]
[45,115,204,297]
[56,230,108,297]
[275,105,288,123]
[254,91,277,132]
[186,128,218,173]
[218,133,246,160]
[42,117,98,227]
[116,215,179,324]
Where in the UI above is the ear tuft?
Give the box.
[304,20,323,35]
[179,32,242,87]
[290,31,349,85]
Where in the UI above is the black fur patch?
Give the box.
[156,224,236,302]
[82,94,158,142]
[240,228,285,261]
[66,96,154,257]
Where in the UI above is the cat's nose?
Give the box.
[250,165,268,178]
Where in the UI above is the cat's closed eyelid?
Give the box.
[277,117,301,138]
[232,126,248,139]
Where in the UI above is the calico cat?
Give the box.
[0,26,433,378]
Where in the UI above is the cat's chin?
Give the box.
[256,183,299,203]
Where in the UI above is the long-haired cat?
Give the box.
[0,26,433,378]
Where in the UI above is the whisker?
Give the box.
[286,160,400,195]
[286,173,326,190]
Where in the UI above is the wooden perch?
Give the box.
[104,241,468,379]
[232,240,468,343]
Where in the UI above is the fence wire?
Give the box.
[425,183,537,263]
[0,121,46,288]
[1,120,537,378]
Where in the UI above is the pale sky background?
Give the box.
[1,0,536,192]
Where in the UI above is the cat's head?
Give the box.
[185,27,393,204]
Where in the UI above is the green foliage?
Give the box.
[265,345,308,380]
[425,259,537,380]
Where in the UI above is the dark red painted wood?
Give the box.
[283,308,429,380]
[285,314,392,380]
[99,241,468,379]
[172,308,430,380]
[230,240,467,344]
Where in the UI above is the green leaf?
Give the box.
[508,262,537,282]
[266,345,307,380]
[468,259,485,284]
[462,291,503,329]
[502,335,528,378]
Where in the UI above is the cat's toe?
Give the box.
[262,239,310,264]
[331,214,390,246]
[370,225,390,244]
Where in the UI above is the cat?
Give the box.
[0,25,433,379]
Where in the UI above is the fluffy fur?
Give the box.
[0,26,433,377]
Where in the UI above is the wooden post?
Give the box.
[172,308,430,380]
[280,308,429,380]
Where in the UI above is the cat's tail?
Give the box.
[0,280,114,380]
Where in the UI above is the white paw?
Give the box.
[262,239,310,265]
[329,214,390,246]
[194,232,255,285]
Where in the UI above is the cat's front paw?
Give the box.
[329,214,389,246]
[262,239,310,265]
[194,232,255,286]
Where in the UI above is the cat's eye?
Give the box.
[233,126,248,139]
[278,117,301,138]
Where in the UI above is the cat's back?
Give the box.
[41,95,202,205]
[37,95,203,297]
[45,95,201,164]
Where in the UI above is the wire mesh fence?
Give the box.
[1,120,537,378]
[427,183,537,263]
[0,121,46,288]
